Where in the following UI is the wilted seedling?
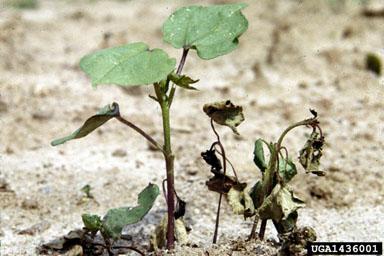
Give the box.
[51,3,248,250]
[250,110,325,254]
[201,100,245,243]
[202,107,325,254]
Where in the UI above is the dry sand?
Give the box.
[0,0,383,255]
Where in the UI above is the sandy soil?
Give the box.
[1,0,383,255]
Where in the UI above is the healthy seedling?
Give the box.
[51,3,248,250]
[202,106,325,253]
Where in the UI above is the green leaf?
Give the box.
[101,183,160,240]
[249,180,263,209]
[258,184,305,222]
[80,42,176,87]
[82,214,102,232]
[203,100,244,134]
[278,157,297,183]
[168,73,199,90]
[51,103,120,146]
[163,3,248,60]
[253,139,267,172]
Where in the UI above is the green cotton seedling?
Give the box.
[51,3,248,251]
[202,107,325,254]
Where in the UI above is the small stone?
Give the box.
[112,148,127,157]
[63,245,83,256]
[0,100,7,112]
[18,221,50,235]
[0,178,12,192]
[21,198,39,209]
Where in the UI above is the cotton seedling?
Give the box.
[51,3,248,251]
[202,106,325,255]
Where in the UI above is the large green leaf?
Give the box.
[278,157,297,183]
[203,100,244,134]
[253,139,267,172]
[163,4,248,60]
[258,184,305,222]
[80,42,176,87]
[101,183,160,240]
[51,103,120,146]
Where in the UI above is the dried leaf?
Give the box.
[258,184,305,222]
[299,131,325,176]
[206,173,240,194]
[227,185,255,218]
[150,214,188,251]
[203,100,244,134]
[201,148,222,174]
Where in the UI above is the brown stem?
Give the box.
[248,214,259,240]
[259,220,267,240]
[210,119,227,244]
[116,116,164,154]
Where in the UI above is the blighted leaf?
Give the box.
[249,180,263,209]
[206,173,241,194]
[101,183,160,240]
[163,4,248,60]
[174,196,187,220]
[150,214,188,251]
[201,148,222,174]
[273,211,298,234]
[168,73,199,90]
[278,157,297,183]
[82,214,102,232]
[51,103,120,146]
[227,185,255,218]
[258,184,305,222]
[203,100,244,134]
[80,42,176,87]
[254,139,267,172]
[299,131,325,176]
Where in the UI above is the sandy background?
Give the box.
[1,0,383,255]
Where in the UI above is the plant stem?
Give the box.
[210,119,227,244]
[248,214,259,240]
[168,48,189,106]
[152,48,190,250]
[258,117,318,240]
[159,98,176,250]
[258,219,267,240]
[116,116,165,154]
